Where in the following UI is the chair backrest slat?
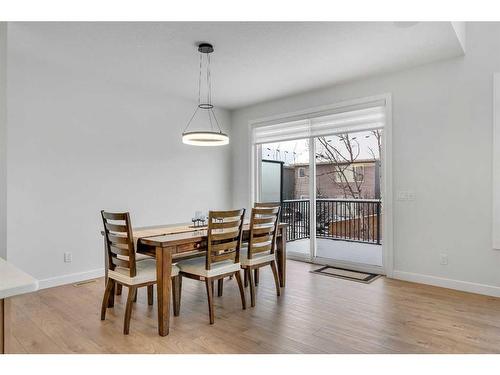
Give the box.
[254,202,281,208]
[206,209,245,270]
[109,244,130,256]
[247,205,281,260]
[107,232,130,245]
[253,216,276,225]
[251,235,273,245]
[212,240,240,254]
[251,225,275,235]
[111,257,131,269]
[102,212,128,221]
[101,210,137,277]
[211,220,241,229]
[104,222,128,232]
[252,243,273,254]
[211,229,241,241]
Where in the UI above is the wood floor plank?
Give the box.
[5,260,500,353]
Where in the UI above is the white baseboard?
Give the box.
[392,270,500,298]
[38,268,105,290]
[36,266,500,298]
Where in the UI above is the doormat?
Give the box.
[310,266,380,284]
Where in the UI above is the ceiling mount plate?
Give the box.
[198,43,214,54]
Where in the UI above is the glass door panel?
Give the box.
[259,139,312,259]
[314,130,383,267]
[261,160,283,203]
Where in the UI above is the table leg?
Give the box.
[156,246,173,336]
[0,298,4,354]
[276,229,287,287]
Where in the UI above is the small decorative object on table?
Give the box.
[191,211,207,228]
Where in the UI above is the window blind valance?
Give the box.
[252,101,386,145]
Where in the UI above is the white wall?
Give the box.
[231,22,500,296]
[493,75,500,250]
[6,32,232,286]
[0,23,6,260]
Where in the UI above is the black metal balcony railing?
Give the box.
[280,199,382,245]
[281,199,311,241]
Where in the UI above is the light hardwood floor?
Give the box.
[5,260,500,353]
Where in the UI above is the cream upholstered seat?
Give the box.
[177,257,240,278]
[239,246,275,266]
[109,259,179,285]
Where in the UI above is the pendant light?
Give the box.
[182,43,229,146]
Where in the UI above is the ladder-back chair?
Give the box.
[176,209,246,324]
[100,211,180,334]
[240,206,281,307]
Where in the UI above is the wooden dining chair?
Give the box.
[100,211,181,334]
[176,209,246,324]
[250,202,282,286]
[240,206,281,307]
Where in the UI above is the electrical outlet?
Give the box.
[64,252,72,263]
[440,254,448,265]
[407,191,416,201]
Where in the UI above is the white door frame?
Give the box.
[249,93,394,277]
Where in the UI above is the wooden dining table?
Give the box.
[103,222,287,336]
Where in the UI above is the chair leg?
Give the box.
[244,268,249,287]
[133,288,138,303]
[116,284,122,296]
[234,271,246,310]
[123,286,137,335]
[248,267,256,307]
[270,261,281,297]
[101,279,115,320]
[254,269,259,285]
[109,279,116,308]
[205,278,215,324]
[217,278,224,297]
[147,285,154,306]
[172,275,182,317]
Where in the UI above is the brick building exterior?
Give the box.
[289,160,380,199]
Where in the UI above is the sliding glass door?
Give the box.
[252,96,388,273]
[258,138,312,260]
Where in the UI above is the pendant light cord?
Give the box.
[183,44,225,136]
[211,108,223,133]
[207,53,212,105]
[197,53,202,105]
[183,106,199,133]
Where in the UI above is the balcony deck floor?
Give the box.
[288,238,382,266]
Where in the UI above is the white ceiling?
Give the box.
[9,22,465,110]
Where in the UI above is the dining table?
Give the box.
[102,221,288,336]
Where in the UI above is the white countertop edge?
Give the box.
[0,257,40,299]
[0,280,39,299]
